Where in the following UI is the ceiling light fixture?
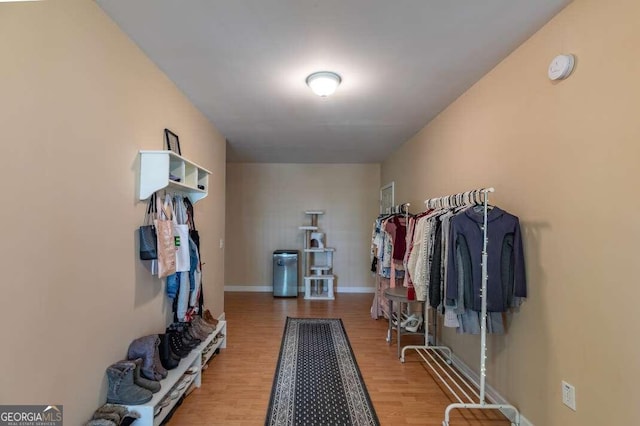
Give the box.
[306,71,341,97]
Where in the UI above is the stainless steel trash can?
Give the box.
[273,250,298,297]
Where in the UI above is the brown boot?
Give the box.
[203,310,219,327]
[193,316,215,334]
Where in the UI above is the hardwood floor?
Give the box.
[168,292,510,425]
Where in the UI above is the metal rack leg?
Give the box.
[386,298,392,343]
[444,403,520,426]
[396,301,402,358]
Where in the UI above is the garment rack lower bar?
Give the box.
[402,346,521,425]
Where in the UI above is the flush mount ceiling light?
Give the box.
[306,71,341,97]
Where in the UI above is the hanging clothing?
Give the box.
[402,215,417,288]
[176,271,190,321]
[188,235,202,308]
[370,213,409,319]
[384,216,407,285]
[166,272,180,299]
[370,201,526,334]
[446,206,526,313]
[428,219,443,308]
[165,195,203,322]
[408,209,441,302]
[386,216,407,261]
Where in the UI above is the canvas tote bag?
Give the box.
[173,196,191,272]
[156,194,177,279]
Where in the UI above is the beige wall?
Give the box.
[225,163,379,291]
[382,0,640,424]
[0,1,225,424]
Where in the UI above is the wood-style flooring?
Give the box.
[167,292,510,425]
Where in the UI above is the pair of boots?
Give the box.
[165,322,200,359]
[106,359,157,405]
[127,335,167,381]
[158,332,181,370]
[166,317,215,348]
[86,404,140,426]
[190,316,216,340]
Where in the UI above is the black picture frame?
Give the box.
[164,128,181,155]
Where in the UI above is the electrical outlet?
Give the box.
[562,381,576,411]
[219,239,224,249]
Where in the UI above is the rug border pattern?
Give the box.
[265,317,380,426]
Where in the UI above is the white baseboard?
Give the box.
[520,415,534,426]
[336,286,375,293]
[224,285,375,294]
[449,353,534,426]
[224,285,273,292]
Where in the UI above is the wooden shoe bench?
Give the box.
[123,317,227,425]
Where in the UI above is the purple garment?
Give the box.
[446,207,526,312]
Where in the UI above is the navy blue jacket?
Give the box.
[446,207,526,312]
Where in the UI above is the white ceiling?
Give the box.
[96,0,570,163]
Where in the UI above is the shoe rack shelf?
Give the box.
[201,322,227,367]
[138,150,211,204]
[125,320,227,426]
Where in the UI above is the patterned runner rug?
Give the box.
[265,317,380,426]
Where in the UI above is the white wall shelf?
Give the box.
[138,150,211,204]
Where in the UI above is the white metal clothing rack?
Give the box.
[401,187,520,426]
[386,202,411,215]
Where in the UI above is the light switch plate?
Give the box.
[562,380,576,411]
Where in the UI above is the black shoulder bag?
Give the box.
[139,193,158,260]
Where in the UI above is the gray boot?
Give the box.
[193,316,215,334]
[91,411,119,424]
[187,321,208,341]
[92,403,128,423]
[127,335,166,381]
[86,420,117,426]
[93,402,129,424]
[106,361,153,405]
[131,358,161,393]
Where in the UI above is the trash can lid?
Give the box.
[274,250,298,255]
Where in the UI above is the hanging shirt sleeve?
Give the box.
[512,217,527,303]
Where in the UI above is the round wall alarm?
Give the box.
[548,54,575,80]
